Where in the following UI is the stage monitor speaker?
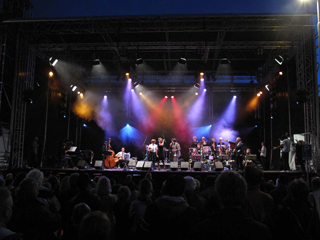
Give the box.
[170,162,178,171]
[143,161,153,170]
[77,160,90,169]
[214,162,224,171]
[180,162,189,171]
[136,161,144,170]
[193,162,202,171]
[94,160,104,170]
[128,160,136,168]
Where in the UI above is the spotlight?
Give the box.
[259,91,262,94]
[178,57,187,65]
[165,96,168,98]
[204,89,207,92]
[210,125,212,127]
[233,95,237,98]
[220,58,230,64]
[171,96,174,99]
[49,57,58,66]
[200,78,204,81]
[133,82,139,88]
[49,71,54,77]
[265,85,270,91]
[77,91,80,95]
[275,55,284,65]
[135,58,144,66]
[104,95,107,99]
[93,54,100,65]
[139,92,142,95]
[194,83,200,89]
[126,73,129,76]
[257,93,261,97]
[271,116,274,119]
[80,93,84,98]
[72,86,77,92]
[126,124,129,127]
[195,92,198,96]
[83,123,87,128]
[255,125,258,128]
[131,89,134,92]
[279,71,283,75]
[128,78,132,82]
[200,72,204,76]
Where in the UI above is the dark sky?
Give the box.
[31,0,315,18]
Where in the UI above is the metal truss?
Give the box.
[9,33,35,168]
[296,24,319,170]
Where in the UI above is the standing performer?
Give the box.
[148,139,158,169]
[258,142,267,170]
[199,137,208,147]
[234,137,245,171]
[190,136,198,148]
[157,137,166,169]
[170,138,181,162]
[209,137,217,154]
[273,134,291,171]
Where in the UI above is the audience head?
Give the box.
[69,173,80,188]
[0,188,13,224]
[96,176,112,196]
[138,179,153,196]
[311,177,320,191]
[60,176,70,191]
[289,178,309,201]
[184,176,197,195]
[16,178,39,201]
[244,165,262,187]
[164,174,185,197]
[117,186,131,201]
[47,175,60,192]
[215,171,247,207]
[26,169,44,187]
[5,173,14,187]
[79,211,111,240]
[76,173,91,190]
[72,203,91,225]
[13,172,27,188]
[277,174,289,186]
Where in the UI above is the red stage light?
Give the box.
[171,96,174,99]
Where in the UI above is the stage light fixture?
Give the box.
[165,96,168,99]
[93,54,100,65]
[126,73,129,76]
[178,57,187,65]
[49,71,54,77]
[233,95,237,99]
[200,78,204,81]
[194,83,200,89]
[260,91,262,94]
[255,125,258,128]
[220,58,230,64]
[279,71,283,75]
[77,91,80,95]
[80,93,84,98]
[200,72,204,76]
[72,86,77,92]
[131,89,134,92]
[265,85,270,91]
[126,124,129,127]
[195,92,198,96]
[257,93,261,97]
[171,96,174,99]
[204,89,207,92]
[133,82,139,88]
[104,95,107,99]
[139,92,142,95]
[275,55,284,65]
[83,123,87,128]
[49,57,58,66]
[135,58,144,66]
[128,78,132,82]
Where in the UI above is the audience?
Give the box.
[2,166,320,240]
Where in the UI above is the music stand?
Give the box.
[218,154,229,161]
[191,154,201,161]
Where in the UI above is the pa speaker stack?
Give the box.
[180,162,189,171]
[94,160,104,170]
[170,162,178,171]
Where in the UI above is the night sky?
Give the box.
[30,0,315,18]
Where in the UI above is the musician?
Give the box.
[217,137,226,150]
[199,137,208,147]
[258,142,267,170]
[115,147,128,168]
[157,137,166,169]
[273,134,291,171]
[190,136,198,148]
[234,137,245,171]
[170,138,181,162]
[148,139,158,168]
[209,137,217,152]
[115,147,126,159]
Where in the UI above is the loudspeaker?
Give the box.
[94,160,104,169]
[128,160,136,168]
[77,160,90,169]
[214,161,224,171]
[180,162,189,171]
[136,161,144,170]
[193,162,202,171]
[170,162,178,171]
[143,161,153,170]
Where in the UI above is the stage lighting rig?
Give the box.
[178,57,187,65]
[275,55,284,65]
[220,58,230,64]
[133,82,139,88]
[194,83,200,89]
[93,54,100,65]
[135,58,144,66]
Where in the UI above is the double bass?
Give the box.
[104,138,116,168]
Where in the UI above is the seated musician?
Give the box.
[191,136,198,148]
[115,147,128,168]
[217,137,226,150]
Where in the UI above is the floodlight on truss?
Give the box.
[275,55,284,65]
[49,57,58,66]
